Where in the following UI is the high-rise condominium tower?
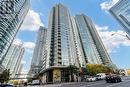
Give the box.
[40,4,77,83]
[30,26,47,74]
[16,64,23,78]
[73,14,113,65]
[0,0,30,72]
[46,4,76,68]
[109,0,130,36]
[38,4,115,83]
[2,43,25,78]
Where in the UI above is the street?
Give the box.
[26,76,130,87]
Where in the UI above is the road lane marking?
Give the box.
[106,80,130,87]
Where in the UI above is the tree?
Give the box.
[0,69,10,83]
[67,65,79,82]
[79,67,89,81]
[81,67,89,75]
[13,80,19,85]
[86,64,114,76]
[27,78,33,83]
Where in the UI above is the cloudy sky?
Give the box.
[14,0,130,73]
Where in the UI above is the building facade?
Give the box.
[74,14,113,65]
[0,0,30,72]
[41,4,77,83]
[109,0,130,36]
[30,26,47,74]
[16,64,23,78]
[2,43,25,78]
[46,4,77,69]
[71,17,87,67]
[39,4,115,83]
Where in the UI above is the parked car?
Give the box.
[32,80,40,85]
[87,76,97,82]
[24,82,27,86]
[105,74,122,83]
[96,73,106,80]
[0,84,14,87]
[27,82,32,85]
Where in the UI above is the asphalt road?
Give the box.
[26,76,130,87]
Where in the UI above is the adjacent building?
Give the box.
[109,0,130,36]
[0,0,30,72]
[2,43,25,78]
[73,14,113,65]
[30,26,47,74]
[71,17,87,67]
[16,64,23,78]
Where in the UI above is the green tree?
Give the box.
[81,67,89,75]
[79,67,89,81]
[67,65,78,82]
[0,69,10,83]
[86,64,114,76]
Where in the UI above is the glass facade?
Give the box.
[75,15,101,64]
[0,0,30,68]
[2,43,25,78]
[59,4,71,66]
[40,4,116,83]
[46,4,76,68]
[74,14,112,65]
[46,4,113,69]
[30,26,47,74]
[109,0,130,36]
[71,17,87,67]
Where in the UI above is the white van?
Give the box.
[32,80,40,85]
[96,73,106,80]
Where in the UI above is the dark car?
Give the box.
[105,74,122,83]
[24,82,27,86]
[0,84,14,87]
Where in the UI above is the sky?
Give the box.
[14,0,130,73]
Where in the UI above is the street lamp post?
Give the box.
[111,33,130,40]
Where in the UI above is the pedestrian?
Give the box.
[76,77,78,82]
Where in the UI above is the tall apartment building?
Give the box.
[40,4,77,83]
[71,17,87,67]
[0,0,30,72]
[72,14,113,66]
[38,4,115,83]
[30,26,47,74]
[2,43,25,78]
[45,3,77,68]
[16,64,23,78]
[109,0,130,36]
